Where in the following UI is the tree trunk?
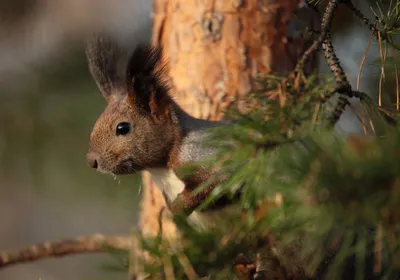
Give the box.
[135,0,320,276]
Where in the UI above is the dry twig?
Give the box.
[357,33,374,90]
[322,30,352,125]
[344,0,390,43]
[295,0,340,74]
[0,234,131,269]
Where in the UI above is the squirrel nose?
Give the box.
[86,153,98,169]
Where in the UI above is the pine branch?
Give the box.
[323,33,350,88]
[320,17,397,125]
[344,0,390,43]
[293,0,352,125]
[322,31,352,125]
[0,234,131,269]
[296,1,397,126]
[295,0,340,74]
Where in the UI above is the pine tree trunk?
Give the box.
[134,0,319,277]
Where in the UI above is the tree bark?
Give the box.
[135,0,320,276]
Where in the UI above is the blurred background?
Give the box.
[0,0,396,279]
[0,1,151,279]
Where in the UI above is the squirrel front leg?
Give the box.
[168,164,237,216]
[167,172,295,280]
[165,164,213,216]
[168,183,289,280]
[169,185,216,216]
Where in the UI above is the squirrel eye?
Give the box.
[116,122,131,136]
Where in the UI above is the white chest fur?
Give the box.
[147,168,240,231]
[147,168,210,230]
[147,168,185,202]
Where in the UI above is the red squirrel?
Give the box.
[85,33,239,228]
[84,33,384,280]
[84,33,297,279]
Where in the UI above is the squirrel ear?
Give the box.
[85,33,127,103]
[126,44,172,121]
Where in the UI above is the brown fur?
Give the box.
[170,165,241,214]
[87,97,180,174]
[85,33,238,215]
[86,33,183,174]
[85,34,127,102]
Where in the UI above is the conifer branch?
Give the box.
[293,0,352,125]
[343,0,389,42]
[322,33,350,88]
[320,16,397,125]
[328,95,351,125]
[295,0,340,74]
[298,1,396,125]
[0,234,131,269]
[322,31,352,125]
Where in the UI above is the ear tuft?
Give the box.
[85,33,126,102]
[126,44,172,119]
[126,44,163,81]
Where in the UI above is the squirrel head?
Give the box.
[85,34,180,175]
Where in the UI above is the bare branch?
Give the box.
[295,0,340,74]
[323,32,350,88]
[321,31,352,125]
[321,16,397,126]
[344,1,390,43]
[0,234,131,269]
[328,95,351,125]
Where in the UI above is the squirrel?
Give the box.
[84,33,398,280]
[84,33,292,280]
[84,33,365,280]
[84,33,239,229]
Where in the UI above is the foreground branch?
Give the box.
[0,234,131,269]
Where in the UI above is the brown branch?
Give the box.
[321,25,397,125]
[293,0,351,125]
[322,32,350,88]
[328,95,350,125]
[0,234,131,269]
[294,0,340,74]
[294,0,395,126]
[344,1,390,43]
[319,37,397,126]
[322,30,352,125]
